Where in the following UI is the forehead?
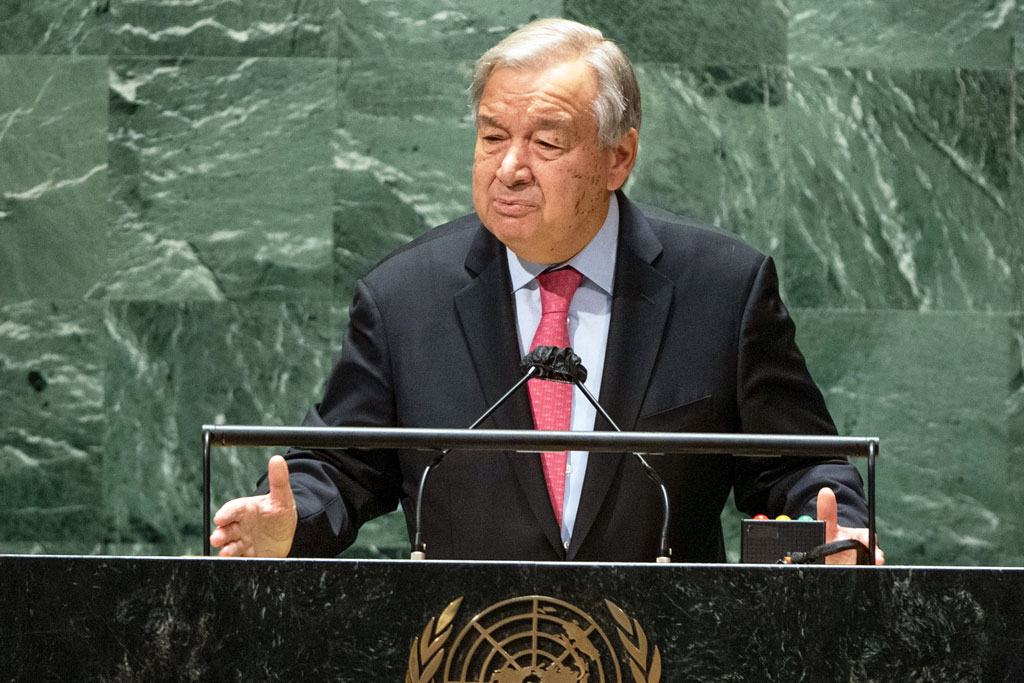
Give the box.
[477,61,599,126]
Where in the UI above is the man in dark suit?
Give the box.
[210,18,882,564]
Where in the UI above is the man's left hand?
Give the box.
[816,487,885,565]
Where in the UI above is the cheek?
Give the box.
[471,173,486,215]
[471,164,487,197]
[472,152,495,184]
[563,163,608,214]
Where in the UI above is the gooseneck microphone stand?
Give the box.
[410,364,539,560]
[411,345,673,564]
[527,347,673,563]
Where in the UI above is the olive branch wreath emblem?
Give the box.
[405,597,463,683]
[605,600,661,683]
[404,597,661,683]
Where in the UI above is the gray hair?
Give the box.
[470,18,641,147]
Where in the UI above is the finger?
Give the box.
[842,526,869,545]
[855,530,886,566]
[815,487,839,542]
[843,527,886,565]
[829,525,886,565]
[213,497,254,527]
[823,524,859,564]
[209,524,237,548]
[209,520,243,548]
[267,455,295,509]
[825,548,857,565]
[217,538,251,557]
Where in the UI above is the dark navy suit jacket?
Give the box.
[266,192,867,562]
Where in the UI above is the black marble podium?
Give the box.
[2,556,1022,682]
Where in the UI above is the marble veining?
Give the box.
[566,0,787,66]
[336,0,562,60]
[0,1,112,55]
[779,67,1017,311]
[796,309,1016,566]
[627,64,786,256]
[0,56,111,301]
[96,57,335,301]
[789,0,1014,69]
[0,302,106,547]
[102,301,338,554]
[0,1,1021,567]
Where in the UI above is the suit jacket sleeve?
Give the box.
[257,278,405,557]
[730,255,868,527]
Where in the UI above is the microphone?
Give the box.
[520,345,588,383]
[525,346,673,563]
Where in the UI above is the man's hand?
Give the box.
[209,455,297,558]
[816,487,885,565]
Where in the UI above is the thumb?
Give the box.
[816,486,839,542]
[267,455,295,508]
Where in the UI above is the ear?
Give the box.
[605,127,639,192]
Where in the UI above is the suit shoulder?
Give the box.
[377,213,481,264]
[361,213,482,282]
[642,210,768,273]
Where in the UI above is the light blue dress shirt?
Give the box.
[505,195,619,548]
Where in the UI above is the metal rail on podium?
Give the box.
[201,425,878,559]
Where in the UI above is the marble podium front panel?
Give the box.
[2,557,1022,681]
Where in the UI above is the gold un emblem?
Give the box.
[405,595,662,683]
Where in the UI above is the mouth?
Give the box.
[491,197,536,217]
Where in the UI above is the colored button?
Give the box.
[775,515,791,521]
[753,514,769,520]
[798,515,815,521]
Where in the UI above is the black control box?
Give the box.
[740,519,826,564]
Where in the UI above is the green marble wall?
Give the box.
[1,1,1021,566]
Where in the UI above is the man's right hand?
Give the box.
[209,455,297,558]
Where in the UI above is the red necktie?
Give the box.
[527,267,583,527]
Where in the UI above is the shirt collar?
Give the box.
[506,194,619,296]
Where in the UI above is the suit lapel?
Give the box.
[568,193,674,559]
[453,223,565,556]
[453,226,530,426]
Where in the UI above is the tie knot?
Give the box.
[537,267,583,314]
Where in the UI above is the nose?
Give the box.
[495,140,532,187]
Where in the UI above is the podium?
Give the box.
[3,555,1022,681]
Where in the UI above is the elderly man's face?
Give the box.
[472,60,636,264]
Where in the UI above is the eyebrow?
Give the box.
[476,115,571,132]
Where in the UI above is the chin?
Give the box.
[484,215,539,245]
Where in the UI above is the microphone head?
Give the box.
[521,346,588,384]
